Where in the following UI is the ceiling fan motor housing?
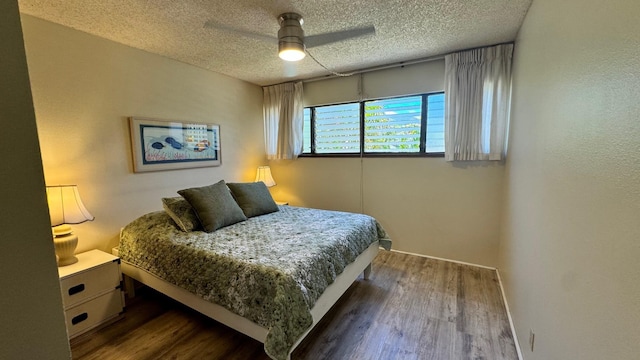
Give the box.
[278,12,305,58]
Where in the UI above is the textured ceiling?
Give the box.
[18,0,532,86]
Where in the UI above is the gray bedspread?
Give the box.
[118,205,391,360]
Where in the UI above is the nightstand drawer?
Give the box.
[60,260,120,308]
[65,288,123,338]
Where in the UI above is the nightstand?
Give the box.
[58,249,125,339]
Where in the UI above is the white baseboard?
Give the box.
[390,249,496,270]
[496,269,524,360]
[389,249,523,360]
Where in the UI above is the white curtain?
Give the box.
[263,81,304,160]
[444,44,513,161]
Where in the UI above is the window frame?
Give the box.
[301,92,445,158]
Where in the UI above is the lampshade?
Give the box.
[255,166,276,187]
[46,185,94,226]
[46,185,94,266]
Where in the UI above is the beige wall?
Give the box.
[21,15,264,253]
[270,158,504,266]
[500,0,640,359]
[0,1,71,358]
[272,60,505,267]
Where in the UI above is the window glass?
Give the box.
[425,93,445,153]
[364,96,422,153]
[315,103,360,154]
[303,108,311,154]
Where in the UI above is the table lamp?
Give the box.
[255,166,276,187]
[46,185,94,266]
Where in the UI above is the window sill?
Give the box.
[298,152,445,158]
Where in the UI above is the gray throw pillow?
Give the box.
[162,197,200,232]
[178,180,247,232]
[227,182,279,218]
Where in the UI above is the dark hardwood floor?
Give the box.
[71,251,518,360]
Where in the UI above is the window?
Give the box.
[303,93,444,156]
[425,93,445,152]
[315,103,360,154]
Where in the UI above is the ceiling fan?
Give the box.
[204,12,375,62]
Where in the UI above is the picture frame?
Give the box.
[129,117,221,173]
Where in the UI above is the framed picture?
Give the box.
[129,117,221,173]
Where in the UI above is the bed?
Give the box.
[117,196,391,360]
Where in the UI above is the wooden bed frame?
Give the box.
[113,241,379,359]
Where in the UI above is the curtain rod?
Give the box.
[301,54,444,83]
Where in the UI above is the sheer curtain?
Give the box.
[262,81,304,160]
[444,43,513,161]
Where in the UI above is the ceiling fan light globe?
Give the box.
[279,48,305,61]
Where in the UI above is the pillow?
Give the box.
[178,180,247,232]
[162,197,200,232]
[227,182,279,218]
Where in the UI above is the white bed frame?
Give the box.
[113,241,379,359]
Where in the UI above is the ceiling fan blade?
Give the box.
[305,26,376,48]
[204,20,278,44]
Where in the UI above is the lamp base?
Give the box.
[54,233,78,267]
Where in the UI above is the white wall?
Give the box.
[0,2,71,358]
[21,15,264,253]
[500,0,640,359]
[271,60,505,267]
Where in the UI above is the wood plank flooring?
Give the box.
[71,251,518,360]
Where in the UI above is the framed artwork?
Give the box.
[129,117,221,172]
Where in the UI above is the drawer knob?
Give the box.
[71,313,88,325]
[68,283,85,296]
